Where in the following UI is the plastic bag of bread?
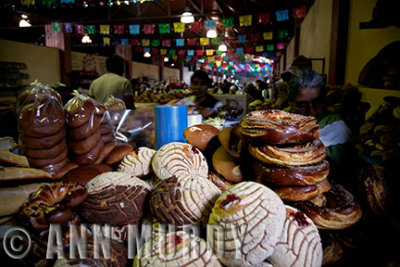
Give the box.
[104,95,126,126]
[64,91,111,165]
[17,81,75,177]
[113,106,155,148]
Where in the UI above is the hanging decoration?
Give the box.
[52,22,61,32]
[276,10,289,21]
[142,39,150,46]
[293,6,307,19]
[168,49,176,55]
[130,39,140,46]
[277,30,288,39]
[205,20,217,30]
[121,38,129,45]
[187,50,194,56]
[162,39,171,47]
[64,23,73,33]
[61,0,74,3]
[151,39,160,47]
[21,0,35,6]
[189,21,202,32]
[134,47,143,53]
[172,55,178,60]
[176,38,184,47]
[173,22,185,33]
[100,25,110,34]
[152,48,159,54]
[239,15,252,26]
[187,38,197,46]
[75,24,84,34]
[266,44,274,51]
[257,13,270,24]
[200,38,209,46]
[196,50,204,56]
[206,49,214,56]
[245,46,254,53]
[85,25,96,34]
[103,37,110,45]
[160,49,167,55]
[158,23,170,34]
[256,45,264,52]
[212,37,221,45]
[143,47,150,53]
[236,47,244,54]
[263,31,273,40]
[114,25,125,35]
[238,35,247,43]
[143,24,155,34]
[250,33,260,42]
[221,17,234,28]
[276,42,285,50]
[129,24,140,35]
[42,0,56,5]
[178,50,186,56]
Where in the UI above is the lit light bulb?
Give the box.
[181,12,194,23]
[164,57,169,62]
[81,34,92,43]
[206,29,217,38]
[218,44,227,52]
[144,51,151,58]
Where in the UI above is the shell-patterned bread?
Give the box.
[82,172,151,225]
[208,182,286,267]
[118,147,156,178]
[134,231,221,267]
[268,206,323,267]
[152,142,208,180]
[150,175,221,225]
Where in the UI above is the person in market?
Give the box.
[285,70,354,182]
[177,70,223,118]
[89,54,135,109]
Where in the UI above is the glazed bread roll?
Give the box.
[272,178,332,202]
[21,128,65,149]
[212,146,242,183]
[82,172,151,225]
[118,147,156,178]
[268,206,323,267]
[105,144,133,165]
[152,142,208,180]
[62,164,112,185]
[183,124,220,152]
[150,175,221,226]
[208,182,286,267]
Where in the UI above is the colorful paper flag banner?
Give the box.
[176,39,185,47]
[85,25,96,34]
[187,50,195,56]
[239,15,252,26]
[190,21,202,32]
[187,38,197,46]
[152,48,159,54]
[162,39,171,47]
[64,23,73,33]
[178,50,186,56]
[276,42,286,50]
[143,24,155,34]
[160,49,167,55]
[257,13,270,24]
[172,55,178,60]
[129,24,140,35]
[100,25,110,34]
[263,32,273,40]
[114,25,125,35]
[221,17,234,28]
[42,0,56,5]
[250,33,260,42]
[75,24,84,34]
[212,37,221,45]
[236,47,244,54]
[196,50,204,56]
[173,22,185,33]
[277,30,288,39]
[134,47,143,53]
[200,38,209,46]
[245,46,254,53]
[205,20,217,30]
[168,49,176,55]
[21,0,35,6]
[151,39,160,47]
[144,47,150,53]
[293,6,307,18]
[186,56,192,61]
[266,44,274,51]
[52,22,60,32]
[276,10,289,21]
[103,37,110,45]
[131,39,140,46]
[142,39,150,46]
[159,23,170,34]
[238,35,247,43]
[256,45,264,52]
[207,56,214,62]
[61,0,74,3]
[121,38,129,45]
[206,49,214,56]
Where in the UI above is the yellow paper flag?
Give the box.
[206,49,214,56]
[160,49,167,55]
[263,32,273,40]
[173,22,185,33]
[103,37,110,45]
[142,39,150,46]
[207,56,215,62]
[200,38,209,46]
[172,55,178,60]
[100,25,110,35]
[239,15,252,26]
[256,45,264,52]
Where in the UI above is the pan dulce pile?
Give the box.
[0,83,368,266]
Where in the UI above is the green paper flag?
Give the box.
[266,44,274,51]
[85,25,96,34]
[42,0,56,5]
[222,17,234,28]
[216,50,223,56]
[51,22,60,32]
[212,37,221,45]
[159,23,170,34]
[277,30,288,39]
[168,49,176,56]
[151,39,160,47]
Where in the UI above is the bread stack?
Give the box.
[240,110,331,202]
[17,85,76,178]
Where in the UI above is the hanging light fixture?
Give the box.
[164,57,169,62]
[144,51,151,58]
[181,11,194,23]
[218,44,227,52]
[206,29,217,38]
[19,14,31,27]
[81,34,92,43]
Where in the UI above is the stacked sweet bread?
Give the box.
[17,86,77,178]
[241,110,331,201]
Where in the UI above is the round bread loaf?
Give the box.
[100,131,114,144]
[103,141,117,158]
[268,206,323,267]
[134,231,221,267]
[73,140,104,165]
[18,100,65,137]
[208,181,286,267]
[183,124,220,152]
[52,162,79,180]
[62,164,112,185]
[68,115,102,141]
[26,139,67,159]
[152,142,208,180]
[150,175,221,226]
[212,146,242,183]
[254,160,330,186]
[240,110,320,144]
[27,149,67,168]
[249,139,326,167]
[64,95,96,128]
[272,178,332,202]
[82,172,151,225]
[218,126,243,159]
[22,128,66,149]
[18,87,62,107]
[118,147,156,178]
[98,123,113,135]
[68,130,100,155]
[105,143,133,165]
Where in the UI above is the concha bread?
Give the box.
[208,181,286,267]
[150,175,221,225]
[268,206,323,267]
[152,142,208,180]
[134,231,221,267]
[118,147,156,178]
